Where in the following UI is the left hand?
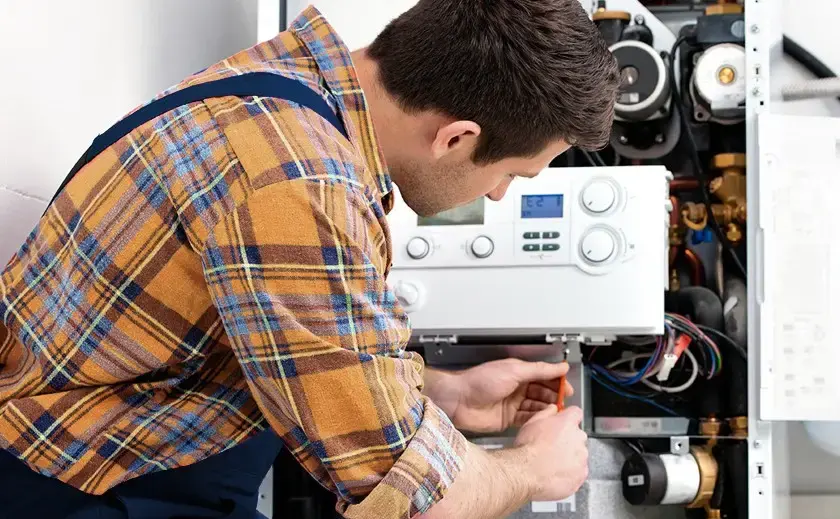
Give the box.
[423,358,574,434]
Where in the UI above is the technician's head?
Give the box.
[361,0,619,216]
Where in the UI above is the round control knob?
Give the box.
[470,235,495,259]
[406,237,430,259]
[581,228,616,264]
[393,281,421,307]
[582,180,617,214]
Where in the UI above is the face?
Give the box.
[390,121,572,217]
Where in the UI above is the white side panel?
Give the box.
[756,113,840,421]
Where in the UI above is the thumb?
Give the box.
[524,402,559,425]
[514,360,569,382]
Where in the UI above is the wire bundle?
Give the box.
[588,314,726,416]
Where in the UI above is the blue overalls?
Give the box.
[0,73,347,519]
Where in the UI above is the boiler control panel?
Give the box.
[386,166,673,337]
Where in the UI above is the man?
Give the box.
[0,1,618,517]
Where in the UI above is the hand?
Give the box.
[423,358,574,434]
[514,405,589,501]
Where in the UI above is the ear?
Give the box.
[431,120,481,161]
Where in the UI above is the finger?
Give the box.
[520,398,553,412]
[526,384,559,404]
[522,402,558,425]
[558,405,584,425]
[511,361,569,383]
[534,379,576,399]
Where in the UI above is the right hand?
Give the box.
[513,405,588,501]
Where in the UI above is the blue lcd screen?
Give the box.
[521,194,564,219]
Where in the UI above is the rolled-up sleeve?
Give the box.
[199,177,467,518]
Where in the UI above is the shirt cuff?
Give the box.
[339,397,468,519]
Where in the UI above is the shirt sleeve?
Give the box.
[199,177,467,518]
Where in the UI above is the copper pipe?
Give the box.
[670,178,700,191]
[669,195,681,264]
[669,196,680,227]
[684,248,704,286]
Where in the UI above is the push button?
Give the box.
[523,232,540,239]
[523,244,540,252]
[542,231,560,239]
[542,243,560,251]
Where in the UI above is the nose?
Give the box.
[486,178,513,202]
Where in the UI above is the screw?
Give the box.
[754,440,762,448]
[634,14,645,25]
[619,135,629,144]
[752,87,761,97]
[751,24,760,33]
[654,134,665,144]
[436,348,444,356]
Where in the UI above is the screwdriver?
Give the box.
[556,348,570,411]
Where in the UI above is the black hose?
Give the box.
[725,442,749,519]
[783,36,840,103]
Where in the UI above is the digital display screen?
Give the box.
[521,194,564,219]
[418,197,485,226]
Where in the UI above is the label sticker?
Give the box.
[628,474,645,487]
[532,494,576,513]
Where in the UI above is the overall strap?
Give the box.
[47,72,348,210]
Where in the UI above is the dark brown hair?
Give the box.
[367,0,620,164]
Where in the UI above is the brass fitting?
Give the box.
[701,418,721,436]
[681,153,747,244]
[729,416,748,439]
[709,153,747,223]
[701,418,722,447]
[593,9,632,21]
[687,447,719,509]
[706,0,744,15]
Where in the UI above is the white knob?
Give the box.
[582,180,616,214]
[406,237,430,259]
[471,235,495,258]
[394,281,421,307]
[581,228,616,263]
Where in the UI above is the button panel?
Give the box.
[520,230,562,254]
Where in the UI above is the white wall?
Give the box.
[0,0,259,262]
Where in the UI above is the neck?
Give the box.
[350,48,414,187]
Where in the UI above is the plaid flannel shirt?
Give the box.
[0,6,466,517]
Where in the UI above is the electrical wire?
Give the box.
[669,35,748,279]
[579,148,611,167]
[579,149,598,167]
[639,349,699,394]
[590,372,681,417]
[695,324,748,362]
[665,313,723,377]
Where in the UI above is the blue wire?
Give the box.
[590,372,680,417]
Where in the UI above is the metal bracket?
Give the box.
[671,435,690,455]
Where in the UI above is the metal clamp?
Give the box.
[671,435,690,455]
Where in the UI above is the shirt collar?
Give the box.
[288,6,394,210]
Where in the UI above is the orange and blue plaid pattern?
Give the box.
[0,6,466,517]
